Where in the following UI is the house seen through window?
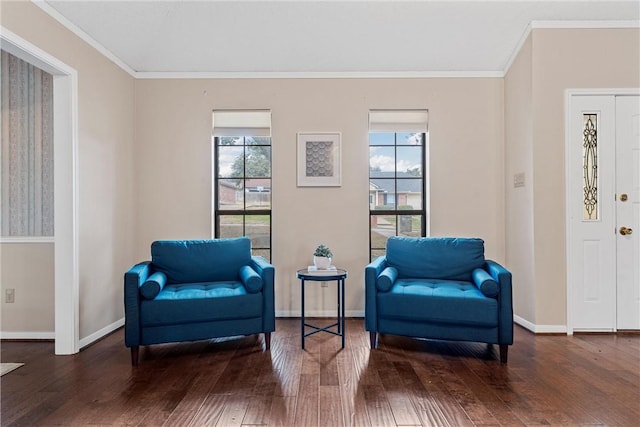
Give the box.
[369,110,428,261]
[212,111,272,261]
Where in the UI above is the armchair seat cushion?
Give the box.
[141,282,262,327]
[377,279,498,327]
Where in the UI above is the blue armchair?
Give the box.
[124,237,275,365]
[365,237,513,363]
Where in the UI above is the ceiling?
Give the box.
[41,1,639,76]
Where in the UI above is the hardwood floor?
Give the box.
[1,318,639,426]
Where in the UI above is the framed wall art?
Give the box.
[297,132,341,187]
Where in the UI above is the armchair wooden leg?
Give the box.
[499,344,508,364]
[264,332,271,350]
[369,332,377,349]
[131,346,139,367]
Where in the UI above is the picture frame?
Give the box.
[297,132,342,187]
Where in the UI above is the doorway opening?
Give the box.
[1,27,79,354]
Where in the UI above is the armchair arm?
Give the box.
[485,260,513,345]
[365,256,388,332]
[251,256,275,333]
[124,261,151,347]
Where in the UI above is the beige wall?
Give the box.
[1,1,136,338]
[505,36,536,324]
[134,78,505,315]
[0,243,54,333]
[531,28,640,327]
[505,27,640,329]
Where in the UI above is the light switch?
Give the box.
[514,172,525,188]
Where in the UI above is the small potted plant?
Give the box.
[313,244,333,269]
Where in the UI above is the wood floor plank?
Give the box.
[319,385,346,427]
[293,373,319,427]
[361,383,396,426]
[2,321,640,427]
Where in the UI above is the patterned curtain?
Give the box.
[1,50,54,237]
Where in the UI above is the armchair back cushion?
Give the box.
[151,238,251,284]
[386,236,485,281]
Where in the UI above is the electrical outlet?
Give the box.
[321,281,328,288]
[5,288,15,303]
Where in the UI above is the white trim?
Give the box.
[514,315,567,334]
[0,331,55,340]
[564,88,640,336]
[276,310,364,318]
[0,27,75,76]
[79,318,124,350]
[565,88,640,97]
[564,92,574,336]
[53,71,80,355]
[135,71,504,79]
[503,22,532,75]
[1,26,80,355]
[31,0,137,78]
[531,20,640,30]
[0,237,54,243]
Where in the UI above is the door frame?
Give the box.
[1,27,80,354]
[565,88,640,335]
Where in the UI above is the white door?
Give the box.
[615,96,640,330]
[568,94,640,332]
[569,96,617,331]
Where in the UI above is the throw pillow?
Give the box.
[471,268,499,298]
[140,272,167,300]
[240,265,263,293]
[376,266,398,292]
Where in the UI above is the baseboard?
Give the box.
[0,331,55,340]
[276,310,364,318]
[514,315,567,334]
[79,317,125,349]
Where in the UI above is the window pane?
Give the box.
[252,249,271,263]
[397,178,423,210]
[218,179,244,210]
[583,114,598,220]
[399,215,423,237]
[370,146,395,177]
[371,249,386,262]
[370,179,396,210]
[219,136,244,145]
[245,178,271,210]
[369,132,395,145]
[368,130,426,261]
[247,136,271,145]
[397,146,422,177]
[219,215,244,238]
[245,145,271,178]
[371,214,395,249]
[218,146,244,177]
[397,132,423,145]
[246,215,270,249]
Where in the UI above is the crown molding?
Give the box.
[502,20,640,75]
[32,0,137,77]
[134,70,504,79]
[531,19,640,29]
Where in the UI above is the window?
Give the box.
[213,111,272,260]
[1,50,54,237]
[369,110,428,261]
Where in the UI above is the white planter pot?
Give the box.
[313,256,332,269]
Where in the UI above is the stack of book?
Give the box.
[306,265,338,275]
